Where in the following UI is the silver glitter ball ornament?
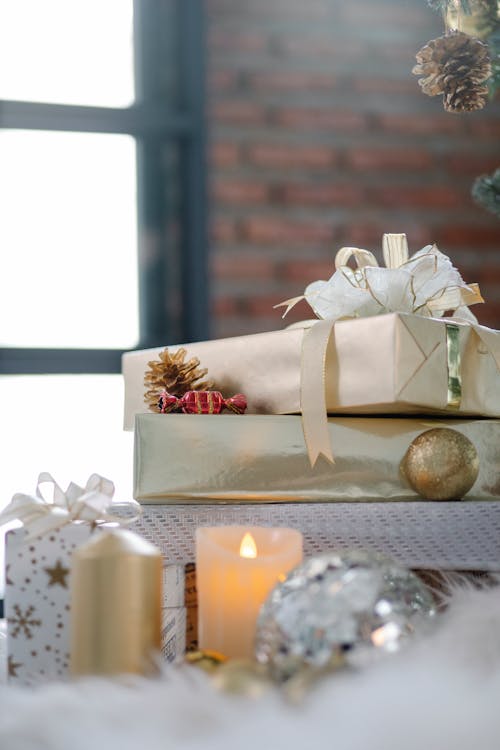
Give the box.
[255,550,436,680]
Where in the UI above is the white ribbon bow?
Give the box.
[278,234,483,323]
[0,472,142,540]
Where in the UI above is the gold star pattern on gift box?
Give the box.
[44,560,70,588]
[8,655,22,678]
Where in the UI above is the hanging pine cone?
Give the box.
[413,30,491,112]
[144,347,213,412]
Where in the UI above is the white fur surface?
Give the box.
[1,582,500,750]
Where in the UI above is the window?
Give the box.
[0,0,208,374]
[0,0,210,586]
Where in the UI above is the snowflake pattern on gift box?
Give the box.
[8,604,42,639]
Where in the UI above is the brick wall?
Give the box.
[206,0,500,338]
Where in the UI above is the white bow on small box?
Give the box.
[276,234,498,466]
[0,472,141,540]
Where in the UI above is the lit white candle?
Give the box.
[196,526,303,658]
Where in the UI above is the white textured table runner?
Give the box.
[133,501,500,571]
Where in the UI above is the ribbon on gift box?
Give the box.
[277,234,500,466]
[0,472,142,540]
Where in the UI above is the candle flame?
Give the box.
[239,532,257,559]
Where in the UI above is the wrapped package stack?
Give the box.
[123,234,500,572]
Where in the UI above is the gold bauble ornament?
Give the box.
[211,659,274,698]
[185,649,227,674]
[401,428,479,500]
[283,653,346,704]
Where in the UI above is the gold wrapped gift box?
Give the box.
[123,313,500,432]
[134,414,500,503]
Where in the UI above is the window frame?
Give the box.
[0,0,209,375]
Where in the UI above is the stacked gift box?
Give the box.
[123,234,500,571]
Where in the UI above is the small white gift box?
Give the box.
[1,473,140,685]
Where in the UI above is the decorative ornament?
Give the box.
[211,658,274,697]
[401,427,479,500]
[158,390,247,415]
[255,550,436,681]
[185,649,227,674]
[413,30,491,112]
[472,167,500,218]
[282,655,347,704]
[144,347,213,412]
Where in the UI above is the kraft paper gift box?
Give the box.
[1,473,142,685]
[124,311,500,422]
[133,413,500,503]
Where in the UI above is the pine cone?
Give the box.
[443,79,490,113]
[413,30,491,112]
[144,347,213,412]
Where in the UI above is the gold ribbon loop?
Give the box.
[335,246,378,270]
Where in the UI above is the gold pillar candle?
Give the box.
[70,528,162,677]
[196,526,303,659]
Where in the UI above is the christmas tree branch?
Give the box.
[472,168,500,218]
[426,0,472,14]
[486,27,500,97]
